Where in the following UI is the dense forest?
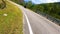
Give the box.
[11,0,60,19]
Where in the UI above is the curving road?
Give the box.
[21,7,60,34]
[8,1,60,34]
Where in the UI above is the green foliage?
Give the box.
[26,1,33,8]
[25,2,60,19]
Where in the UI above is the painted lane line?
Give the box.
[23,11,33,34]
[7,1,33,34]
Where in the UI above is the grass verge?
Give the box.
[0,0,23,34]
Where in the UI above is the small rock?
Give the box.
[3,14,7,16]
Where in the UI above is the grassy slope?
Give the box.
[0,0,23,34]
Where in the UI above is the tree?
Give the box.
[26,1,33,8]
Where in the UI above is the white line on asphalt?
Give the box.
[7,1,33,34]
[23,11,33,34]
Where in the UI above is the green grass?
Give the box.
[0,0,23,34]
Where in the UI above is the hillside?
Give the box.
[25,2,60,19]
[0,0,23,34]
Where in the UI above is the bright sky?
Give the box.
[24,0,60,4]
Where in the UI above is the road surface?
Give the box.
[8,1,60,34]
[21,7,60,34]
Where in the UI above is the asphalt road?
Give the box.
[8,1,60,34]
[21,7,60,34]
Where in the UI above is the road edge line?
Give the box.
[23,11,33,34]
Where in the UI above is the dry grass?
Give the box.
[0,0,23,34]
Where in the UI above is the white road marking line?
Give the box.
[23,12,33,34]
[7,1,33,34]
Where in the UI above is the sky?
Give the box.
[24,0,60,4]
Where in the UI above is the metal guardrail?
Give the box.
[36,11,60,26]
